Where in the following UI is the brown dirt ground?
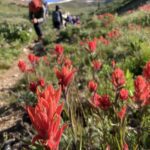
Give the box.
[0,47,30,133]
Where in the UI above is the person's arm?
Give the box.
[37,8,44,23]
[29,11,34,21]
[60,11,63,24]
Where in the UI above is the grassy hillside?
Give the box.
[0,0,150,149]
[0,0,28,23]
[14,4,150,149]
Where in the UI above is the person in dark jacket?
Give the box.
[52,5,63,30]
[29,0,44,42]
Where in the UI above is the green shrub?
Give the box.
[0,22,31,43]
[140,42,150,63]
[59,25,81,43]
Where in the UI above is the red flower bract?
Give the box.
[91,93,101,107]
[119,89,128,101]
[55,44,64,56]
[111,60,116,68]
[28,53,39,64]
[117,106,127,121]
[18,60,26,72]
[88,40,96,53]
[143,61,150,81]
[139,4,150,11]
[38,78,45,87]
[107,29,120,39]
[29,82,38,93]
[64,57,72,68]
[88,80,98,92]
[54,66,76,90]
[27,85,67,150]
[133,75,149,105]
[112,68,125,88]
[99,95,111,110]
[99,36,110,45]
[92,60,102,71]
[106,145,110,150]
[91,94,111,110]
[123,143,129,150]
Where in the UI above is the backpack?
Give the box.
[52,11,61,23]
[29,0,42,13]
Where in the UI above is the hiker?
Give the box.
[29,0,45,42]
[66,15,73,25]
[52,5,63,30]
[42,0,49,18]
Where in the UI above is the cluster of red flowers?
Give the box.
[88,79,111,110]
[27,85,67,149]
[55,44,64,56]
[29,78,45,93]
[143,61,150,80]
[54,66,76,91]
[119,89,128,101]
[17,31,150,149]
[88,40,97,53]
[91,93,112,110]
[18,53,40,73]
[107,29,120,39]
[117,106,127,121]
[28,53,40,64]
[132,61,150,106]
[111,68,126,88]
[92,60,102,71]
[88,80,97,92]
[99,36,110,46]
[111,67,128,120]
[97,13,114,26]
[83,30,120,50]
[18,60,27,72]
[80,36,110,54]
[139,4,150,11]
[63,57,72,68]
[128,23,141,31]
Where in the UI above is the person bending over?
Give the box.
[29,0,44,42]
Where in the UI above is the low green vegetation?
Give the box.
[17,3,150,149]
[0,0,150,149]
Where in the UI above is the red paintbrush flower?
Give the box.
[55,44,64,56]
[112,68,125,88]
[117,106,127,121]
[64,57,72,68]
[119,89,128,101]
[54,66,76,90]
[99,95,111,110]
[29,81,38,93]
[106,145,110,150]
[91,93,101,107]
[27,85,67,150]
[92,60,102,71]
[18,60,27,72]
[133,76,149,106]
[143,61,150,81]
[28,53,39,64]
[88,80,98,92]
[111,60,116,68]
[38,78,45,87]
[88,40,96,53]
[91,94,111,110]
[123,143,129,150]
